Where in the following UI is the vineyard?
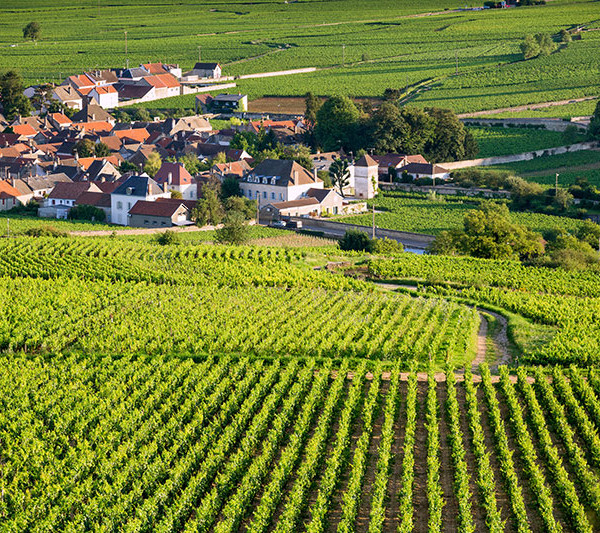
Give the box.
[3,355,600,531]
[1,0,599,113]
[338,191,587,235]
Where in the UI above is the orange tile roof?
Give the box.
[0,180,22,199]
[114,128,150,143]
[50,112,72,125]
[143,73,180,89]
[77,155,121,170]
[93,85,117,95]
[77,86,94,96]
[12,124,37,137]
[68,74,95,88]
[143,63,167,74]
[73,121,113,134]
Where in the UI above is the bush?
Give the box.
[215,211,250,245]
[373,237,404,255]
[23,226,67,238]
[67,205,106,222]
[339,229,374,252]
[155,230,179,245]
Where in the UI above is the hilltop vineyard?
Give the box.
[2,356,600,531]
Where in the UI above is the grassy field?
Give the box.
[489,150,600,186]
[2,0,599,113]
[491,98,599,119]
[339,191,587,235]
[466,125,584,158]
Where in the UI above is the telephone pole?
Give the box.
[555,173,559,195]
[124,31,129,68]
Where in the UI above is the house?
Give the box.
[52,85,84,110]
[352,155,378,199]
[209,94,248,113]
[114,128,150,144]
[398,162,450,182]
[71,103,116,125]
[22,173,72,198]
[85,69,119,86]
[306,188,345,215]
[85,159,121,182]
[89,85,119,109]
[118,67,151,82]
[0,180,25,211]
[142,62,182,78]
[115,83,156,103]
[128,200,192,228]
[140,74,181,99]
[163,116,212,136]
[210,160,252,180]
[186,62,221,80]
[63,74,96,94]
[39,181,102,219]
[74,191,113,222]
[110,174,170,226]
[153,161,197,200]
[48,113,73,130]
[241,159,323,207]
[261,197,320,220]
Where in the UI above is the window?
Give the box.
[256,190,259,199]
[262,178,267,184]
[263,191,267,199]
[117,201,122,210]
[127,202,132,210]
[52,200,56,205]
[271,192,275,200]
[271,178,276,185]
[279,193,284,200]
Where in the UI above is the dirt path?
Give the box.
[486,311,511,371]
[472,313,488,370]
[457,96,598,118]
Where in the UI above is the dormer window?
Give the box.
[271,178,276,185]
[262,177,267,184]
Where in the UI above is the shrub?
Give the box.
[155,230,179,245]
[339,229,374,252]
[373,237,404,255]
[23,226,67,238]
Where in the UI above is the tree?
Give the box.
[562,124,580,145]
[282,144,312,170]
[552,188,573,211]
[339,230,374,252]
[576,219,600,250]
[67,205,106,222]
[119,161,139,173]
[0,71,32,119]
[314,95,361,152]
[304,92,321,128]
[318,170,332,188]
[73,139,95,158]
[230,131,259,156]
[463,130,479,159]
[221,176,241,199]
[192,188,224,226]
[212,151,227,165]
[225,196,256,220]
[144,152,162,177]
[170,190,183,199]
[23,22,41,41]
[373,237,404,255]
[424,107,468,163]
[328,158,350,197]
[560,29,572,43]
[520,34,540,59]
[135,107,151,122]
[588,101,600,140]
[95,142,110,157]
[31,83,52,110]
[155,230,179,245]
[178,153,201,176]
[215,210,250,244]
[536,33,556,56]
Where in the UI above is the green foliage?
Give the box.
[0,71,32,119]
[67,205,106,223]
[372,237,404,255]
[589,101,600,140]
[315,96,361,152]
[155,230,179,246]
[304,92,321,127]
[74,139,95,158]
[339,229,373,252]
[144,152,162,177]
[215,211,250,245]
[221,176,241,199]
[328,159,350,197]
[22,226,67,238]
[193,188,225,226]
[94,142,111,157]
[520,33,556,60]
[22,21,41,41]
[224,196,256,220]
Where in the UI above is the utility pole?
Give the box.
[555,173,559,195]
[372,202,375,240]
[124,31,129,69]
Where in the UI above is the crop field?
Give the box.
[466,126,583,158]
[491,99,599,119]
[489,150,600,187]
[2,0,599,113]
[338,191,587,235]
[4,354,600,531]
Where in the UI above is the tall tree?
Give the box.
[95,142,110,157]
[22,21,41,41]
[520,34,540,59]
[73,139,95,158]
[328,158,350,197]
[315,96,361,152]
[424,107,467,163]
[144,152,162,177]
[304,92,321,128]
[0,71,32,119]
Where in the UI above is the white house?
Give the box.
[110,174,170,226]
[240,159,323,207]
[153,161,197,200]
[39,182,102,219]
[352,155,378,199]
[398,162,451,182]
[89,85,119,109]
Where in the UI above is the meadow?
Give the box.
[1,0,599,113]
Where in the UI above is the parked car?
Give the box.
[286,220,302,229]
[271,220,286,228]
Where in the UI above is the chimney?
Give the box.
[313,168,318,181]
[168,172,172,185]
[147,183,151,196]
[163,182,169,194]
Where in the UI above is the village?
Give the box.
[0,61,449,229]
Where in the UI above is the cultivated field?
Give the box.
[1,0,599,113]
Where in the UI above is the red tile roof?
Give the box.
[143,73,180,89]
[0,180,22,199]
[115,128,150,143]
[154,161,193,185]
[11,124,37,137]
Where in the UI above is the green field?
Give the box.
[489,150,600,186]
[339,191,587,235]
[2,0,599,113]
[466,125,584,158]
[491,98,599,119]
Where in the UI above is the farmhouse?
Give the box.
[240,159,323,207]
[399,162,450,181]
[186,62,221,80]
[153,161,197,200]
[74,191,112,222]
[128,200,192,228]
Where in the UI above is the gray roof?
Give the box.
[246,159,318,187]
[193,62,220,70]
[214,93,245,102]
[112,175,163,197]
